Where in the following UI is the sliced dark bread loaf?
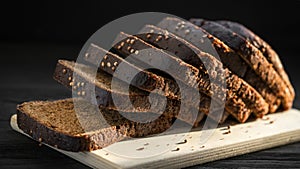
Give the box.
[136,25,267,119]
[84,43,228,123]
[111,32,268,122]
[137,25,270,121]
[17,98,183,151]
[190,19,293,111]
[216,20,295,107]
[53,60,205,126]
[157,17,284,113]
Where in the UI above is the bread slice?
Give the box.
[54,60,152,112]
[53,60,205,126]
[16,98,180,152]
[84,44,228,123]
[111,32,268,122]
[189,19,293,111]
[157,17,283,113]
[216,20,295,110]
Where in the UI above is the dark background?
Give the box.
[1,1,299,106]
[0,1,299,168]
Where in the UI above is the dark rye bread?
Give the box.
[216,20,295,105]
[216,21,288,81]
[84,43,181,100]
[137,25,230,122]
[84,44,228,124]
[85,43,228,123]
[53,60,205,126]
[190,19,293,111]
[158,17,280,113]
[111,32,268,122]
[112,33,226,106]
[137,25,269,121]
[17,98,179,152]
[53,60,152,112]
[157,17,247,78]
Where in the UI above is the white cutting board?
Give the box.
[11,109,300,169]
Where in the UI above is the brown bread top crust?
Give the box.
[17,99,178,151]
[112,32,268,122]
[190,19,293,111]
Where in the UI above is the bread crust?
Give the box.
[112,32,268,122]
[190,19,293,111]
[216,20,295,110]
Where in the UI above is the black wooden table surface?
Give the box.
[1,43,299,168]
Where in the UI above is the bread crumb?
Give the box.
[171,148,180,152]
[136,147,144,151]
[223,131,231,135]
[176,139,187,145]
[265,117,270,120]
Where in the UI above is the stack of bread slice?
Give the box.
[16,17,294,151]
